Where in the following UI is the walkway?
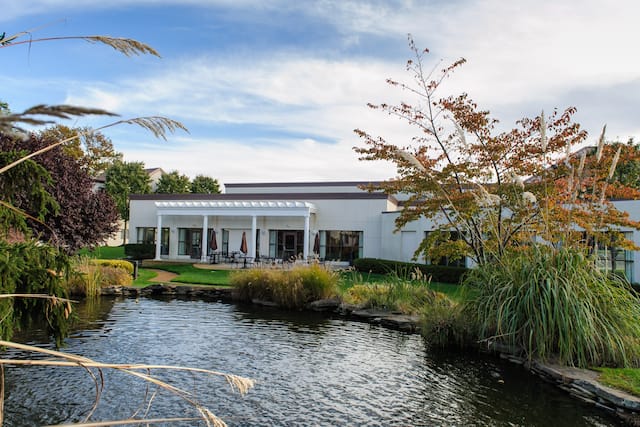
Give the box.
[148,269,178,283]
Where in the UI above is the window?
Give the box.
[593,231,634,282]
[136,227,169,255]
[178,228,203,258]
[320,231,363,263]
[269,230,304,260]
[222,229,229,256]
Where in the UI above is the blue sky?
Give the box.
[2,1,639,184]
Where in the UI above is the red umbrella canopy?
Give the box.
[240,231,248,254]
[210,230,218,251]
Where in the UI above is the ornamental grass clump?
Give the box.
[341,270,443,315]
[66,256,133,297]
[231,264,338,309]
[464,246,640,368]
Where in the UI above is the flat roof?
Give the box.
[224,181,382,188]
[130,192,394,202]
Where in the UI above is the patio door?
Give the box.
[178,228,202,258]
[190,230,202,259]
[282,231,297,261]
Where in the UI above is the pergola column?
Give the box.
[251,215,257,258]
[154,214,163,260]
[303,214,310,260]
[201,215,209,263]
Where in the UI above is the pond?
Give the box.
[3,297,623,426]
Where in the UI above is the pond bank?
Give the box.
[100,283,640,425]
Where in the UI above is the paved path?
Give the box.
[147,269,178,283]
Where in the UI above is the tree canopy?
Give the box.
[155,170,191,194]
[40,125,123,177]
[191,174,221,194]
[104,160,151,224]
[354,37,640,265]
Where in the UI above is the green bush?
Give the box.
[231,264,338,309]
[464,246,640,368]
[124,243,155,260]
[353,258,467,284]
[90,259,134,274]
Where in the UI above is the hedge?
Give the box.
[124,243,155,260]
[352,258,468,284]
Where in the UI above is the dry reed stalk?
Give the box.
[0,340,254,426]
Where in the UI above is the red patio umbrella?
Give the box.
[240,231,248,255]
[210,230,218,252]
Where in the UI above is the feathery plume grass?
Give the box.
[539,110,547,152]
[453,120,467,146]
[608,145,622,180]
[395,148,427,172]
[595,124,607,163]
[0,34,160,58]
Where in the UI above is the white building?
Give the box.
[128,181,640,283]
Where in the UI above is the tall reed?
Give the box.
[464,246,640,367]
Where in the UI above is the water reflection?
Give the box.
[2,298,625,426]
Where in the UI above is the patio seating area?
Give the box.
[206,251,328,270]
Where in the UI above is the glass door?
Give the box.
[190,229,202,259]
[282,231,297,261]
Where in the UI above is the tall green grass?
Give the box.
[340,268,441,314]
[464,246,640,367]
[231,264,338,309]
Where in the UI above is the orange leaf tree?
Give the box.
[354,37,640,266]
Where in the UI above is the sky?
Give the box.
[2,1,639,185]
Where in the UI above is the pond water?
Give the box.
[3,297,623,426]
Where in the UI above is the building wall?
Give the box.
[129,188,640,282]
[128,196,389,260]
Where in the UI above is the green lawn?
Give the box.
[594,368,640,397]
[144,264,232,286]
[132,269,159,288]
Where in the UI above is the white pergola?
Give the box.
[153,200,317,262]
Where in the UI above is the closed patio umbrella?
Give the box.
[210,230,218,252]
[240,231,248,255]
[313,232,320,254]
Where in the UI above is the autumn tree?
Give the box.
[155,170,191,194]
[40,125,122,176]
[104,160,151,244]
[191,174,220,194]
[354,37,640,266]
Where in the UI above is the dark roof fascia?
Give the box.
[224,181,383,188]
[130,192,395,202]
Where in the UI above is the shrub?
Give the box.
[90,259,135,274]
[124,243,155,260]
[231,264,338,309]
[352,258,467,284]
[464,246,640,368]
[66,257,133,296]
